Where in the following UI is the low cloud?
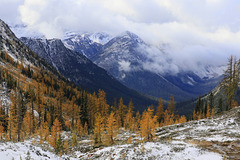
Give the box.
[2,0,240,74]
[118,60,131,72]
[0,0,23,24]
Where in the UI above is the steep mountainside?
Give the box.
[0,20,64,79]
[91,32,199,101]
[20,37,157,110]
[63,31,223,102]
[64,32,102,58]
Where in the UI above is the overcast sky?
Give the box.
[1,0,240,73]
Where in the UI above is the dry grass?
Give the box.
[189,139,240,160]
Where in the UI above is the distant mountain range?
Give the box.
[63,31,224,101]
[11,24,224,102]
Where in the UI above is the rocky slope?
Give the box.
[0,19,62,78]
[20,37,157,111]
[63,32,104,59]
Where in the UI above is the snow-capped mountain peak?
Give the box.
[63,31,112,45]
[113,31,145,45]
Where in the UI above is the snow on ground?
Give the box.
[77,141,222,160]
[0,107,239,159]
[156,107,240,143]
[156,106,240,159]
[0,140,76,160]
[0,135,223,160]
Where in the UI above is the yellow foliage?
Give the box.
[76,119,83,137]
[163,109,175,126]
[178,115,187,123]
[49,118,61,148]
[0,123,4,140]
[206,105,211,118]
[105,112,117,145]
[140,108,157,142]
[93,113,104,145]
[83,122,88,136]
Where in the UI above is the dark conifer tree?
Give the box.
[217,97,223,113]
[221,55,239,110]
[208,92,214,110]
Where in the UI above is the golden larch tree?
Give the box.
[178,115,187,123]
[206,105,211,118]
[124,101,134,129]
[105,112,117,145]
[76,119,83,137]
[93,113,104,145]
[98,90,109,120]
[22,111,32,138]
[0,123,4,140]
[140,108,157,142]
[49,118,61,149]
[163,109,175,126]
[83,122,88,136]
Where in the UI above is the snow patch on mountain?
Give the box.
[0,82,11,111]
[194,65,226,80]
[88,32,112,45]
[63,31,112,45]
[185,76,196,86]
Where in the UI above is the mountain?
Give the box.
[0,20,64,79]
[0,18,103,138]
[9,24,223,102]
[20,37,157,111]
[63,32,101,59]
[93,31,198,101]
[88,32,113,45]
[63,31,223,102]
[63,32,112,59]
